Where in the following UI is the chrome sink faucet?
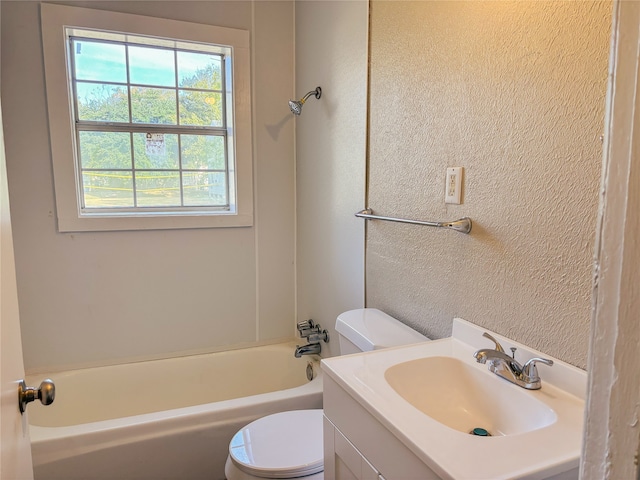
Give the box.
[473,332,553,390]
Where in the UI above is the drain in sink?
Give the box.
[470,427,491,436]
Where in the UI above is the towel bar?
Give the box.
[355,209,472,234]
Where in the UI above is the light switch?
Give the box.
[445,167,463,204]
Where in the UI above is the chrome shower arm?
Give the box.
[300,87,322,104]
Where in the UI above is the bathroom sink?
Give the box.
[321,318,587,479]
[384,356,556,436]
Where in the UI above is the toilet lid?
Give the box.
[229,409,324,479]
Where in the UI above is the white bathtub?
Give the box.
[26,342,323,480]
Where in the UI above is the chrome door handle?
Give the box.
[18,379,55,414]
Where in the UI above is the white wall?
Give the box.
[366,1,611,368]
[1,0,296,373]
[295,1,368,357]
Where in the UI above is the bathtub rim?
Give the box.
[26,340,319,428]
[25,337,300,377]
[29,368,323,467]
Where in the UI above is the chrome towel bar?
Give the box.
[355,209,472,234]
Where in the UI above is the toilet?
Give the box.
[224,308,428,480]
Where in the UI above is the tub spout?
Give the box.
[294,343,321,358]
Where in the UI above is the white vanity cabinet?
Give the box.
[322,319,587,479]
[323,374,439,480]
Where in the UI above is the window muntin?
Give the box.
[69,33,230,213]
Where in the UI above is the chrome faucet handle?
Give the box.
[482,332,506,353]
[299,327,318,338]
[306,330,329,344]
[522,357,554,381]
[297,319,315,331]
[297,320,320,337]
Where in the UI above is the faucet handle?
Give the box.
[482,332,506,353]
[522,357,554,381]
[297,320,319,337]
[306,330,329,344]
[297,319,315,331]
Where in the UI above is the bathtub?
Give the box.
[26,342,323,480]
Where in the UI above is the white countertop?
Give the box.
[321,318,587,480]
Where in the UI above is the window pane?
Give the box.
[82,171,134,208]
[183,172,227,206]
[181,135,225,170]
[135,171,181,207]
[78,131,131,169]
[179,91,223,127]
[73,39,127,83]
[133,133,179,169]
[177,52,222,90]
[76,82,129,122]
[131,87,177,124]
[128,45,176,87]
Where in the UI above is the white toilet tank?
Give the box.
[335,308,428,354]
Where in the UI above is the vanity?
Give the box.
[321,318,586,480]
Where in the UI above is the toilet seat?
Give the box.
[228,409,324,479]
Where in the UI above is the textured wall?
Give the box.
[367,1,611,368]
[1,1,296,373]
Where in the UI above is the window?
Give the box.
[71,34,231,211]
[41,4,253,231]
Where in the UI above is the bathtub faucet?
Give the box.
[295,319,329,357]
[294,343,321,358]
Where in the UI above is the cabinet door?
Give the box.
[361,456,379,480]
[326,415,380,480]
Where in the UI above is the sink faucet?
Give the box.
[473,332,553,390]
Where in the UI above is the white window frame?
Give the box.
[41,3,253,232]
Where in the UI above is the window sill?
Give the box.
[57,212,253,232]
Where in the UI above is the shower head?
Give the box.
[289,87,322,115]
[288,100,304,116]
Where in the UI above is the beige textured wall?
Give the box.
[367,1,611,368]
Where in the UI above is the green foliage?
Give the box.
[79,131,131,169]
[179,64,224,127]
[131,87,177,124]
[77,84,129,123]
[76,64,227,208]
[181,62,222,90]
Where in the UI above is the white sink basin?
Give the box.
[321,318,587,479]
[384,356,557,436]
